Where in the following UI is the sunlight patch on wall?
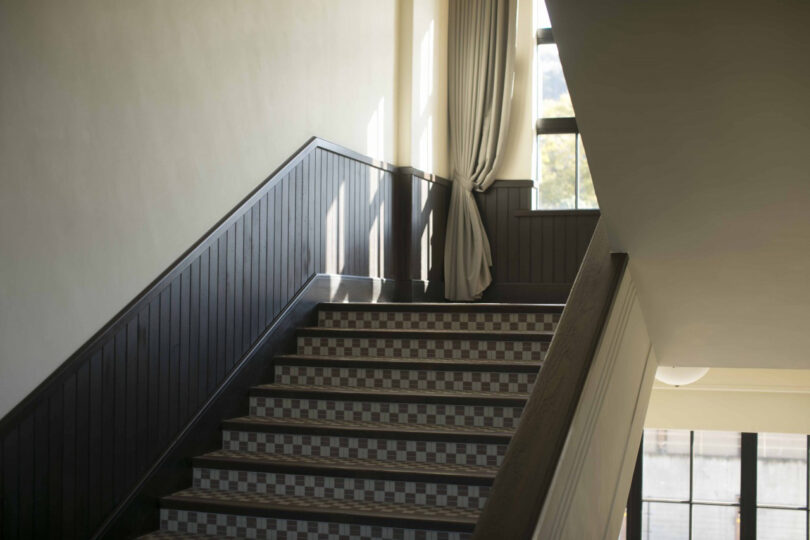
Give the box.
[366,97,386,162]
[368,168,380,277]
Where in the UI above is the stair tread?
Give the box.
[140,532,219,539]
[194,449,498,479]
[223,415,514,436]
[318,302,564,313]
[162,487,479,527]
[251,383,530,401]
[275,354,542,370]
[299,327,554,341]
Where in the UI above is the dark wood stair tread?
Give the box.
[139,531,220,539]
[139,532,220,539]
[250,383,530,405]
[298,327,554,341]
[222,416,514,442]
[193,449,498,484]
[318,302,564,313]
[274,354,543,371]
[161,488,479,531]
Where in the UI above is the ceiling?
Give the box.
[545,0,810,368]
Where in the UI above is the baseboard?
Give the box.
[97,274,396,539]
[482,282,572,304]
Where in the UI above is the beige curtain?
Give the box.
[445,0,516,301]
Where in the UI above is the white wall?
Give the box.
[534,267,657,540]
[397,0,449,178]
[396,0,534,181]
[646,368,810,434]
[0,0,398,418]
[546,0,810,370]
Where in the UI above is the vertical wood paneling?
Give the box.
[18,416,34,539]
[62,374,76,538]
[4,427,20,539]
[0,140,410,538]
[232,220,243,369]
[74,363,88,538]
[32,401,49,539]
[474,183,599,298]
[188,261,200,413]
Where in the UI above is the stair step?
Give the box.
[157,507,472,540]
[193,450,498,484]
[273,361,537,392]
[250,384,530,405]
[297,330,550,361]
[298,327,553,341]
[222,417,511,467]
[318,303,561,332]
[248,387,524,429]
[317,302,564,313]
[140,531,219,539]
[274,354,543,371]
[160,488,479,533]
[192,451,492,511]
[222,416,514,443]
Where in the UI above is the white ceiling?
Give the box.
[545,0,810,368]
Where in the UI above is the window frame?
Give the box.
[625,430,810,540]
[534,26,592,210]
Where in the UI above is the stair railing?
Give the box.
[472,219,627,539]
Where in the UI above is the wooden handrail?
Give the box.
[472,218,627,539]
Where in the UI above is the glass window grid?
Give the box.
[640,431,741,539]
[755,432,810,538]
[627,430,810,540]
[534,5,596,211]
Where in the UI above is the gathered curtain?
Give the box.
[445,0,517,301]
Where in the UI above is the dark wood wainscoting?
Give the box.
[475,180,600,303]
[0,138,448,540]
[397,168,450,301]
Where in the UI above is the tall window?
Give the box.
[534,1,597,210]
[757,433,809,539]
[624,429,810,540]
[641,430,741,539]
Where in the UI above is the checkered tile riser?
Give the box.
[275,366,537,393]
[221,431,508,467]
[193,468,490,510]
[160,509,471,540]
[248,397,524,429]
[319,310,560,332]
[297,337,548,361]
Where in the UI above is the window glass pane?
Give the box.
[692,431,741,504]
[643,429,691,501]
[538,44,573,117]
[692,505,739,540]
[538,134,575,209]
[758,433,808,507]
[757,508,806,540]
[577,136,598,209]
[641,502,689,540]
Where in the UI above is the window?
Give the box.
[534,1,597,210]
[757,433,809,540]
[625,429,810,540]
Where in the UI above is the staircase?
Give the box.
[141,302,562,539]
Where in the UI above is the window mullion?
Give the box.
[689,431,694,540]
[741,432,758,540]
[627,438,643,540]
[574,134,580,209]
